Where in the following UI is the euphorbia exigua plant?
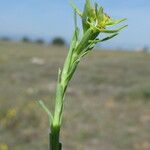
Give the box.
[38,0,127,149]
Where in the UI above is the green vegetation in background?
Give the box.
[0,41,150,150]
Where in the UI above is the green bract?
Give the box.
[72,0,127,33]
[38,0,127,150]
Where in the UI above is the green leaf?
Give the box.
[99,24,128,33]
[54,82,64,125]
[95,2,98,16]
[70,27,79,51]
[79,51,90,58]
[85,0,92,15]
[106,18,127,26]
[38,100,53,123]
[88,33,118,46]
[82,0,92,33]
[58,68,62,83]
[97,7,104,22]
[100,33,118,42]
[70,0,82,16]
[74,11,77,30]
[66,60,79,82]
[62,27,79,78]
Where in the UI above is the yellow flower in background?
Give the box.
[6,108,17,119]
[0,143,8,150]
[0,108,17,127]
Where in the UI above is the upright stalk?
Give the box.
[49,30,95,150]
[50,126,61,150]
[38,1,127,149]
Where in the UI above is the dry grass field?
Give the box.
[0,41,150,150]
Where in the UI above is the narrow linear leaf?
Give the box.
[58,68,62,83]
[88,33,118,45]
[38,100,53,122]
[66,60,79,82]
[70,0,82,16]
[95,2,98,16]
[100,33,118,42]
[62,27,79,77]
[74,11,77,30]
[99,25,128,33]
[106,18,127,26]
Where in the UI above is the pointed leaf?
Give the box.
[99,25,128,33]
[38,100,53,123]
[98,7,104,22]
[70,0,82,16]
[67,60,79,82]
[100,33,118,42]
[82,0,93,33]
[62,27,79,77]
[106,18,127,26]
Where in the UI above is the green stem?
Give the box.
[50,125,61,150]
[49,28,99,150]
[50,60,68,150]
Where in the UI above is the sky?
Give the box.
[0,0,150,49]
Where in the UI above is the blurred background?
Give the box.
[0,0,150,150]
